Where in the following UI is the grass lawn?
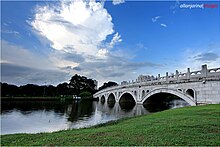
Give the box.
[1,104,220,146]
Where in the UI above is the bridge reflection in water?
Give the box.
[97,102,149,118]
[96,93,189,118]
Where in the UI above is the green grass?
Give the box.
[1,104,220,146]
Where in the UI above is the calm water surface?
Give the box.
[1,99,188,135]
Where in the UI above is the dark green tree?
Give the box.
[57,82,69,96]
[1,82,20,97]
[98,81,118,91]
[69,74,96,95]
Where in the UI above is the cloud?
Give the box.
[1,40,70,85]
[160,23,167,27]
[152,16,161,23]
[31,0,115,58]
[178,46,220,72]
[152,16,167,28]
[1,40,55,70]
[136,43,148,51]
[1,63,68,86]
[194,52,219,61]
[97,48,109,58]
[1,30,20,36]
[66,53,162,86]
[48,50,83,69]
[2,1,163,87]
[112,0,125,5]
[109,32,122,48]
[170,0,180,14]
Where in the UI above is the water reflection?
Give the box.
[1,100,70,115]
[67,100,95,122]
[143,93,190,112]
[169,99,190,109]
[119,102,136,111]
[1,98,188,135]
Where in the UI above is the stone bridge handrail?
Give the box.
[94,65,220,96]
[208,67,220,73]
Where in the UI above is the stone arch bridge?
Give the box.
[94,65,220,106]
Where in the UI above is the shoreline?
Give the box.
[1,97,98,101]
[1,104,220,146]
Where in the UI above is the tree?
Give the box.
[69,74,96,95]
[20,84,42,97]
[46,85,57,97]
[98,81,118,91]
[57,82,69,96]
[1,82,20,97]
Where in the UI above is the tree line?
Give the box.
[1,74,118,97]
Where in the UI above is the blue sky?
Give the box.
[1,0,220,86]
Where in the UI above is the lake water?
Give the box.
[1,99,188,135]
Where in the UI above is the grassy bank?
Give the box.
[1,104,220,146]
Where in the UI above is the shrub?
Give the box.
[79,91,92,98]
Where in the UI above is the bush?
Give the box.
[79,91,92,98]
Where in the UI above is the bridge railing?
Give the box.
[122,64,220,85]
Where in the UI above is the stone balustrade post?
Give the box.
[151,76,153,81]
[202,64,208,77]
[158,74,160,81]
[187,68,190,79]
[166,72,168,83]
[175,70,179,81]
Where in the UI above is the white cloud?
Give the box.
[152,16,161,23]
[112,0,125,5]
[109,32,122,48]
[31,0,114,58]
[152,16,168,28]
[160,23,167,27]
[97,49,109,58]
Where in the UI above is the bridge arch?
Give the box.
[100,95,105,104]
[107,93,116,103]
[141,88,196,106]
[119,91,137,103]
[186,89,195,98]
[142,90,145,98]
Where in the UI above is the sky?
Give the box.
[1,0,220,87]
